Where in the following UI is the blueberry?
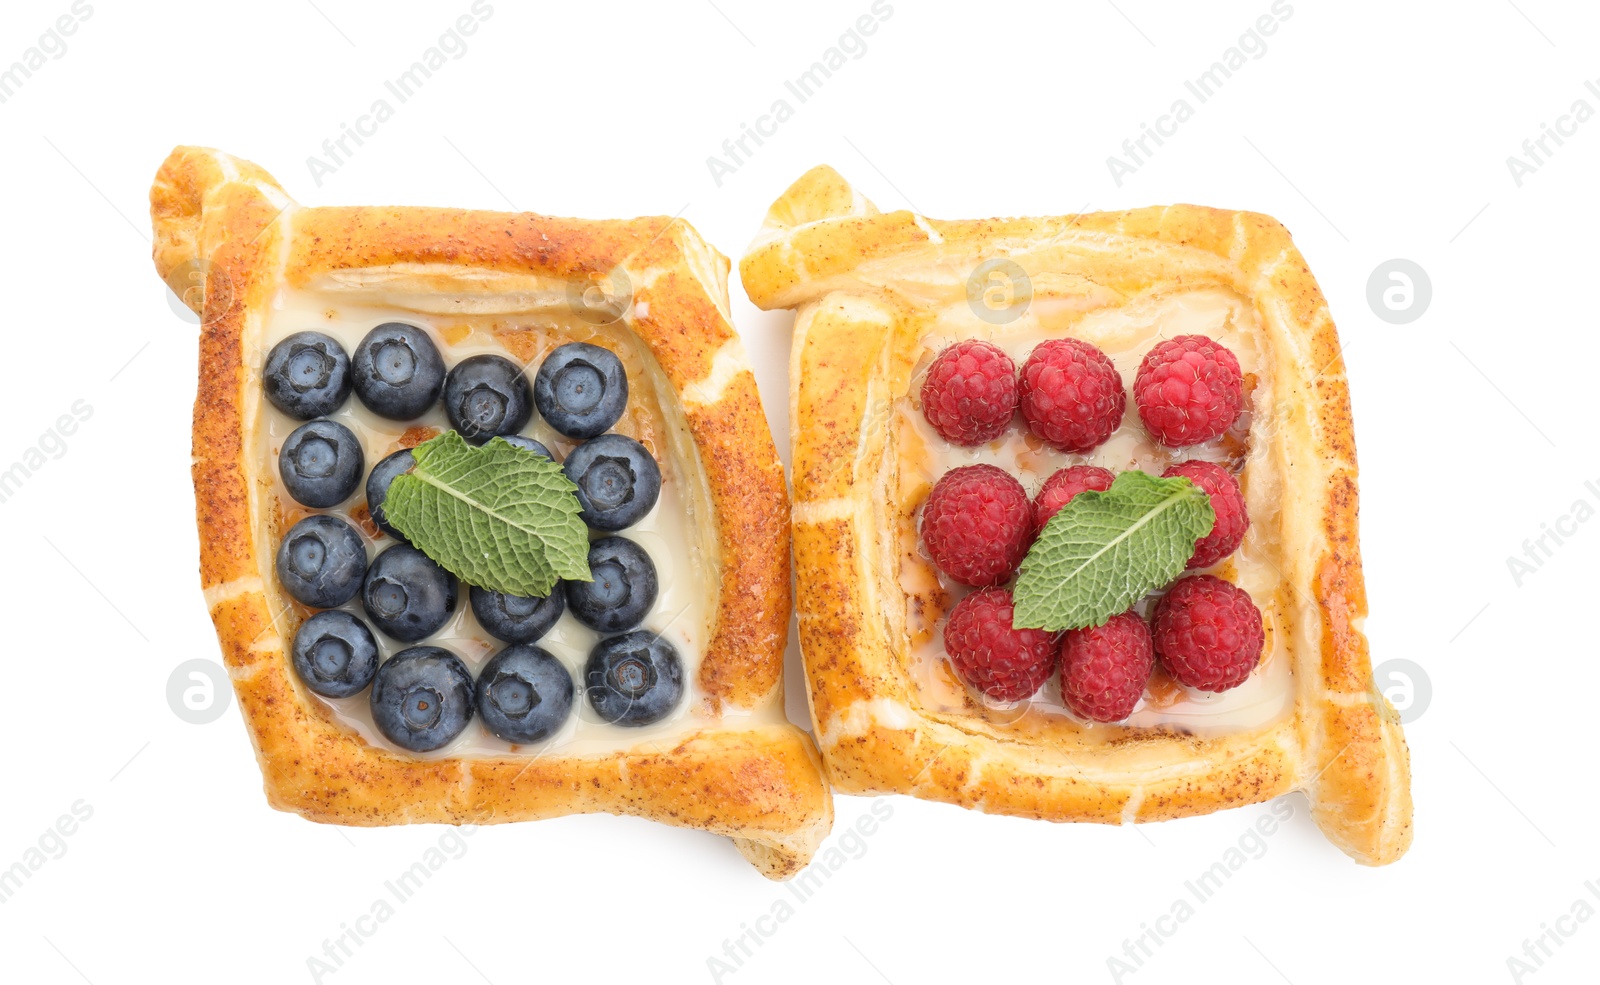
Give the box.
[291,610,379,698]
[362,544,458,642]
[365,448,415,540]
[565,536,657,633]
[470,584,565,643]
[280,419,365,508]
[585,631,683,727]
[351,323,445,420]
[562,433,661,531]
[476,644,573,744]
[443,354,533,445]
[534,342,628,439]
[263,332,351,420]
[276,515,368,608]
[495,434,557,462]
[369,646,475,752]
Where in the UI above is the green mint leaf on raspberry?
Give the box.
[1012,470,1215,632]
[384,431,590,597]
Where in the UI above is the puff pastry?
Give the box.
[152,146,831,878]
[741,166,1411,865]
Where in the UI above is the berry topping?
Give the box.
[279,419,365,508]
[1059,610,1154,723]
[943,587,1057,702]
[563,433,662,531]
[534,342,629,439]
[369,646,475,752]
[919,340,1018,446]
[921,464,1033,586]
[361,544,459,643]
[1162,460,1248,569]
[291,610,380,698]
[276,514,368,608]
[351,323,446,420]
[1151,574,1264,692]
[443,354,534,445]
[476,644,574,744]
[470,584,565,643]
[365,448,415,541]
[1033,464,1115,532]
[585,631,684,727]
[263,331,351,420]
[1133,335,1243,447]
[565,536,657,633]
[497,434,557,462]
[1018,338,1126,453]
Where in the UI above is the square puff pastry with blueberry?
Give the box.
[151,146,831,879]
[741,165,1411,865]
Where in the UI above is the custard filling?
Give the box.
[893,287,1292,739]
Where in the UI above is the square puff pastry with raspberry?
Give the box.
[741,165,1411,865]
[151,146,831,879]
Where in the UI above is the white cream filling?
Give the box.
[901,287,1293,736]
[253,287,736,758]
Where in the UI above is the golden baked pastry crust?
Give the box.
[741,166,1411,866]
[152,146,831,879]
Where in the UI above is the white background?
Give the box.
[1,0,1596,982]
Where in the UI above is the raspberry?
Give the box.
[1019,339,1126,453]
[1152,575,1264,692]
[1162,460,1248,569]
[944,587,1057,702]
[1133,335,1243,447]
[1060,610,1154,723]
[1034,465,1115,532]
[920,340,1018,446]
[921,464,1033,586]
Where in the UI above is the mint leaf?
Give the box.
[1012,470,1215,632]
[384,431,591,597]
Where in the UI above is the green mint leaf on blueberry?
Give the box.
[1012,470,1215,632]
[384,430,591,598]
